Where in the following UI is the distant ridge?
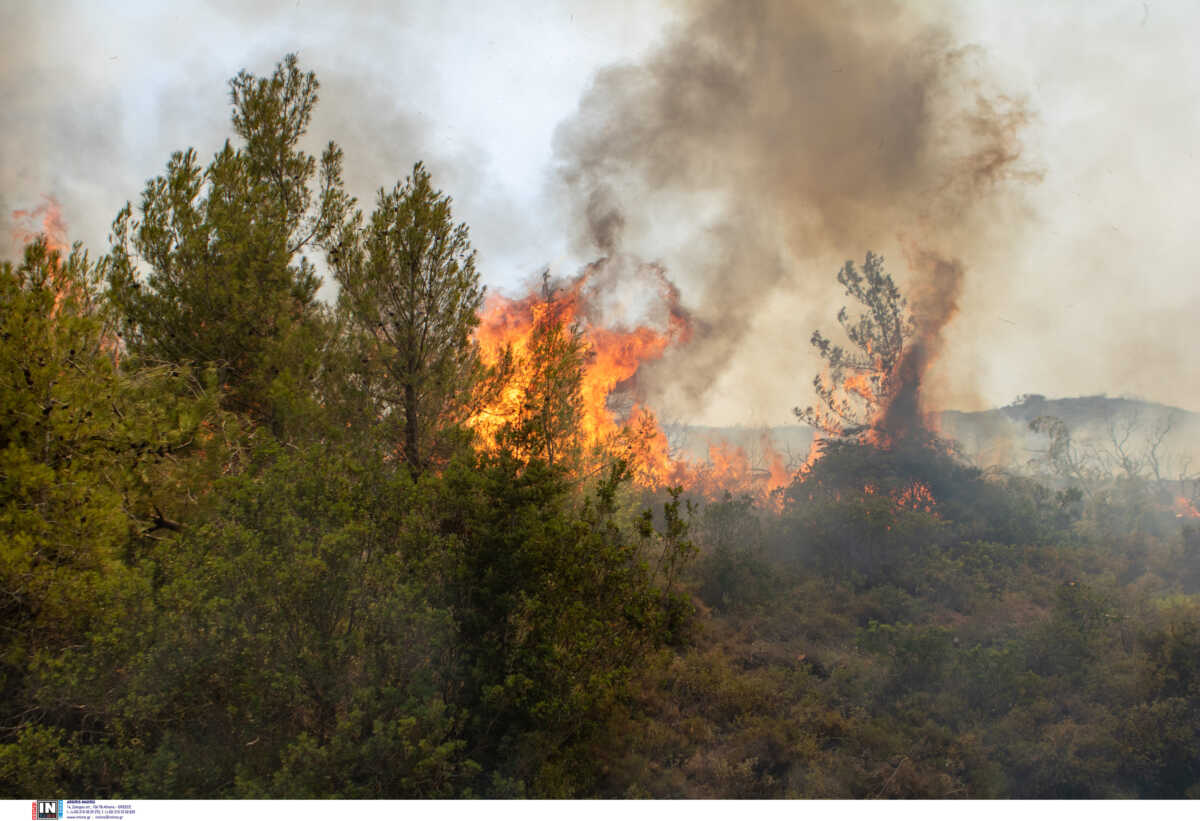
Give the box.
[666,395,1200,472]
[942,394,1199,429]
[940,395,1200,471]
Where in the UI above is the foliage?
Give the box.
[795,252,914,439]
[0,240,220,796]
[332,163,486,471]
[693,494,773,612]
[107,55,352,435]
[436,454,694,795]
[118,444,471,797]
[7,57,1200,800]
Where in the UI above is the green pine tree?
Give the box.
[107,54,352,435]
[332,162,485,471]
[0,238,222,796]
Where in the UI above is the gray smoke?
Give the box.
[553,0,1036,417]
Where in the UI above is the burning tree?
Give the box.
[469,258,792,497]
[795,251,914,445]
[493,275,590,470]
[469,260,690,484]
[787,251,966,525]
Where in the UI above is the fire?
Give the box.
[11,195,68,256]
[895,480,937,514]
[687,438,791,502]
[10,196,76,318]
[765,438,791,492]
[843,369,879,405]
[470,259,685,481]
[10,198,119,365]
[471,261,683,466]
[469,257,793,499]
[1174,496,1200,519]
[795,436,824,479]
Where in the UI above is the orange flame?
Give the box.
[9,198,120,366]
[843,370,878,404]
[1174,496,1200,519]
[470,258,793,500]
[895,480,937,514]
[11,195,69,257]
[470,264,682,463]
[11,196,74,317]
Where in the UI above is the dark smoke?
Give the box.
[879,243,966,438]
[553,0,1035,418]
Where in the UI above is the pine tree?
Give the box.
[795,251,913,440]
[0,238,221,794]
[106,54,352,434]
[498,281,588,471]
[333,162,484,471]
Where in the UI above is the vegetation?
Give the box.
[332,163,486,472]
[4,56,1200,799]
[106,54,352,436]
[796,251,913,440]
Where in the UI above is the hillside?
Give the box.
[939,395,1200,475]
[670,395,1200,478]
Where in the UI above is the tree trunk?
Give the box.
[404,381,421,473]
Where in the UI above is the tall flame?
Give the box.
[470,257,793,499]
[11,196,74,317]
[11,195,68,256]
[10,197,119,365]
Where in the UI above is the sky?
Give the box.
[3,0,1199,426]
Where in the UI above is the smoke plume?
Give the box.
[553,0,1036,421]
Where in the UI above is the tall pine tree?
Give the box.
[107,55,352,435]
[333,163,484,471]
